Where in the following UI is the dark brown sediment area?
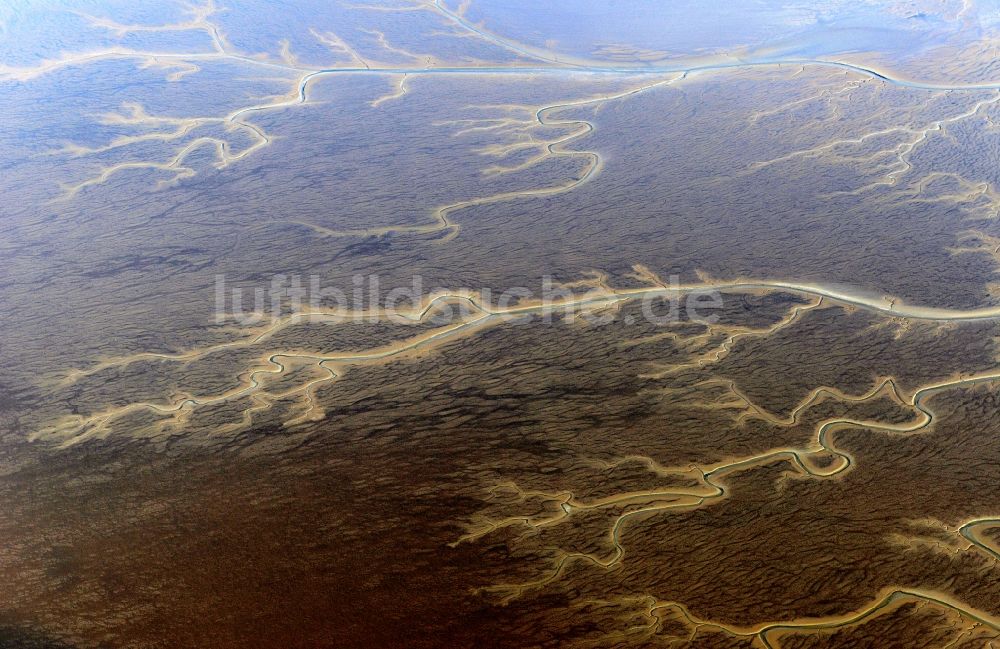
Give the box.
[4,3,1000,646]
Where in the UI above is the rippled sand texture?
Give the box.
[4,1,1000,647]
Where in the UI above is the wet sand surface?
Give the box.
[4,1,1000,647]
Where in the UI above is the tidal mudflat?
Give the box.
[3,1,1000,647]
